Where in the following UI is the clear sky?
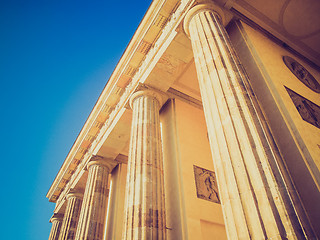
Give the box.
[0,0,152,239]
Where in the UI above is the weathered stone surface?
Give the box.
[49,213,64,240]
[58,192,83,240]
[185,4,312,239]
[122,90,166,240]
[74,157,113,240]
[194,165,220,203]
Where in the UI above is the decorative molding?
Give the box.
[129,83,168,109]
[167,87,203,109]
[50,213,64,222]
[183,2,228,37]
[66,191,83,200]
[87,155,119,172]
[154,14,168,28]
[137,40,152,54]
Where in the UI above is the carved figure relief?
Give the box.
[193,165,220,203]
[283,56,320,93]
[286,87,320,129]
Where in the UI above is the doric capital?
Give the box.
[50,213,64,223]
[66,190,83,200]
[87,155,117,172]
[129,84,167,110]
[183,2,226,37]
[129,90,163,109]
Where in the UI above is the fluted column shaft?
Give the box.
[185,4,311,240]
[49,214,63,240]
[75,159,110,240]
[122,90,166,240]
[59,193,83,240]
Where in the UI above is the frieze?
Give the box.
[193,165,220,203]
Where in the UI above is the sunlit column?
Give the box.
[58,192,83,240]
[49,213,63,240]
[122,89,166,240]
[105,163,127,240]
[75,156,115,240]
[184,3,311,240]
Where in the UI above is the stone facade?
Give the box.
[46,0,320,239]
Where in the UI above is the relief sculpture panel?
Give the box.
[193,165,220,203]
[283,56,320,93]
[286,87,320,129]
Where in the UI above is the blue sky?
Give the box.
[0,0,152,239]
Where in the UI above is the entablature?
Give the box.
[47,0,320,203]
[47,0,189,202]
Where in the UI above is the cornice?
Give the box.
[47,0,189,202]
[47,0,320,202]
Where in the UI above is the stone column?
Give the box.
[184,3,312,240]
[74,156,115,240]
[122,90,166,239]
[49,213,63,240]
[106,163,127,240]
[58,192,83,240]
